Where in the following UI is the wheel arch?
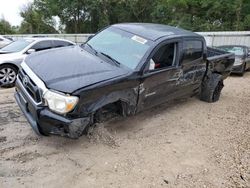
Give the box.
[0,62,19,72]
[79,89,138,118]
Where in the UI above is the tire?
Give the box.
[200,73,224,103]
[0,64,18,88]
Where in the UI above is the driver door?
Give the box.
[137,39,183,111]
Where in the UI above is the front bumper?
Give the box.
[15,80,90,139]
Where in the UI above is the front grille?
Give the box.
[18,69,42,103]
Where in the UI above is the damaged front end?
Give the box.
[15,62,92,139]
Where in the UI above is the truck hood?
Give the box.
[25,46,130,93]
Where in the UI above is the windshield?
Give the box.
[218,46,244,56]
[1,39,34,53]
[86,27,151,69]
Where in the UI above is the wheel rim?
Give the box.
[0,67,17,86]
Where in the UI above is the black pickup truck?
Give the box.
[15,23,234,138]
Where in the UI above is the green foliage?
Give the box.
[151,0,250,31]
[19,3,58,34]
[0,19,16,34]
[2,0,250,34]
[33,0,250,33]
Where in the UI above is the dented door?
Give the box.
[137,67,183,111]
[177,39,206,95]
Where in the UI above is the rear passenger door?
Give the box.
[178,39,206,95]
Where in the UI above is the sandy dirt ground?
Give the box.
[0,72,249,188]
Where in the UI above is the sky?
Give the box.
[0,0,33,26]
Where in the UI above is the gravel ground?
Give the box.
[0,72,249,188]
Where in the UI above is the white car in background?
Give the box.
[0,35,12,48]
[0,37,75,87]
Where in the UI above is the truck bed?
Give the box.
[207,47,235,79]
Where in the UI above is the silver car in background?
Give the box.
[0,35,12,48]
[0,37,75,87]
[217,45,250,76]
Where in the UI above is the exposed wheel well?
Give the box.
[93,100,132,123]
[0,63,19,72]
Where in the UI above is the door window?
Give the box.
[53,40,73,48]
[149,43,177,71]
[31,41,53,51]
[182,40,203,63]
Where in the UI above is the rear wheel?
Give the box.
[0,64,18,88]
[212,80,224,102]
[200,73,224,103]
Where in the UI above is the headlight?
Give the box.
[43,90,79,114]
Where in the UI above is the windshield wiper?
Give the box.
[99,52,120,66]
[84,43,98,55]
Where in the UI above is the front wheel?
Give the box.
[0,64,18,88]
[200,73,224,103]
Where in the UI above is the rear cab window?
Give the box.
[182,39,203,63]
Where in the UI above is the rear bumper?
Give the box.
[15,81,90,138]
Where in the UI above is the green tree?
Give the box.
[32,0,250,33]
[34,0,88,33]
[0,18,15,34]
[19,3,58,34]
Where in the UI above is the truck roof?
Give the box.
[113,23,202,41]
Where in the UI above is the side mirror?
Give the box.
[149,59,155,71]
[26,49,36,54]
[248,52,250,57]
